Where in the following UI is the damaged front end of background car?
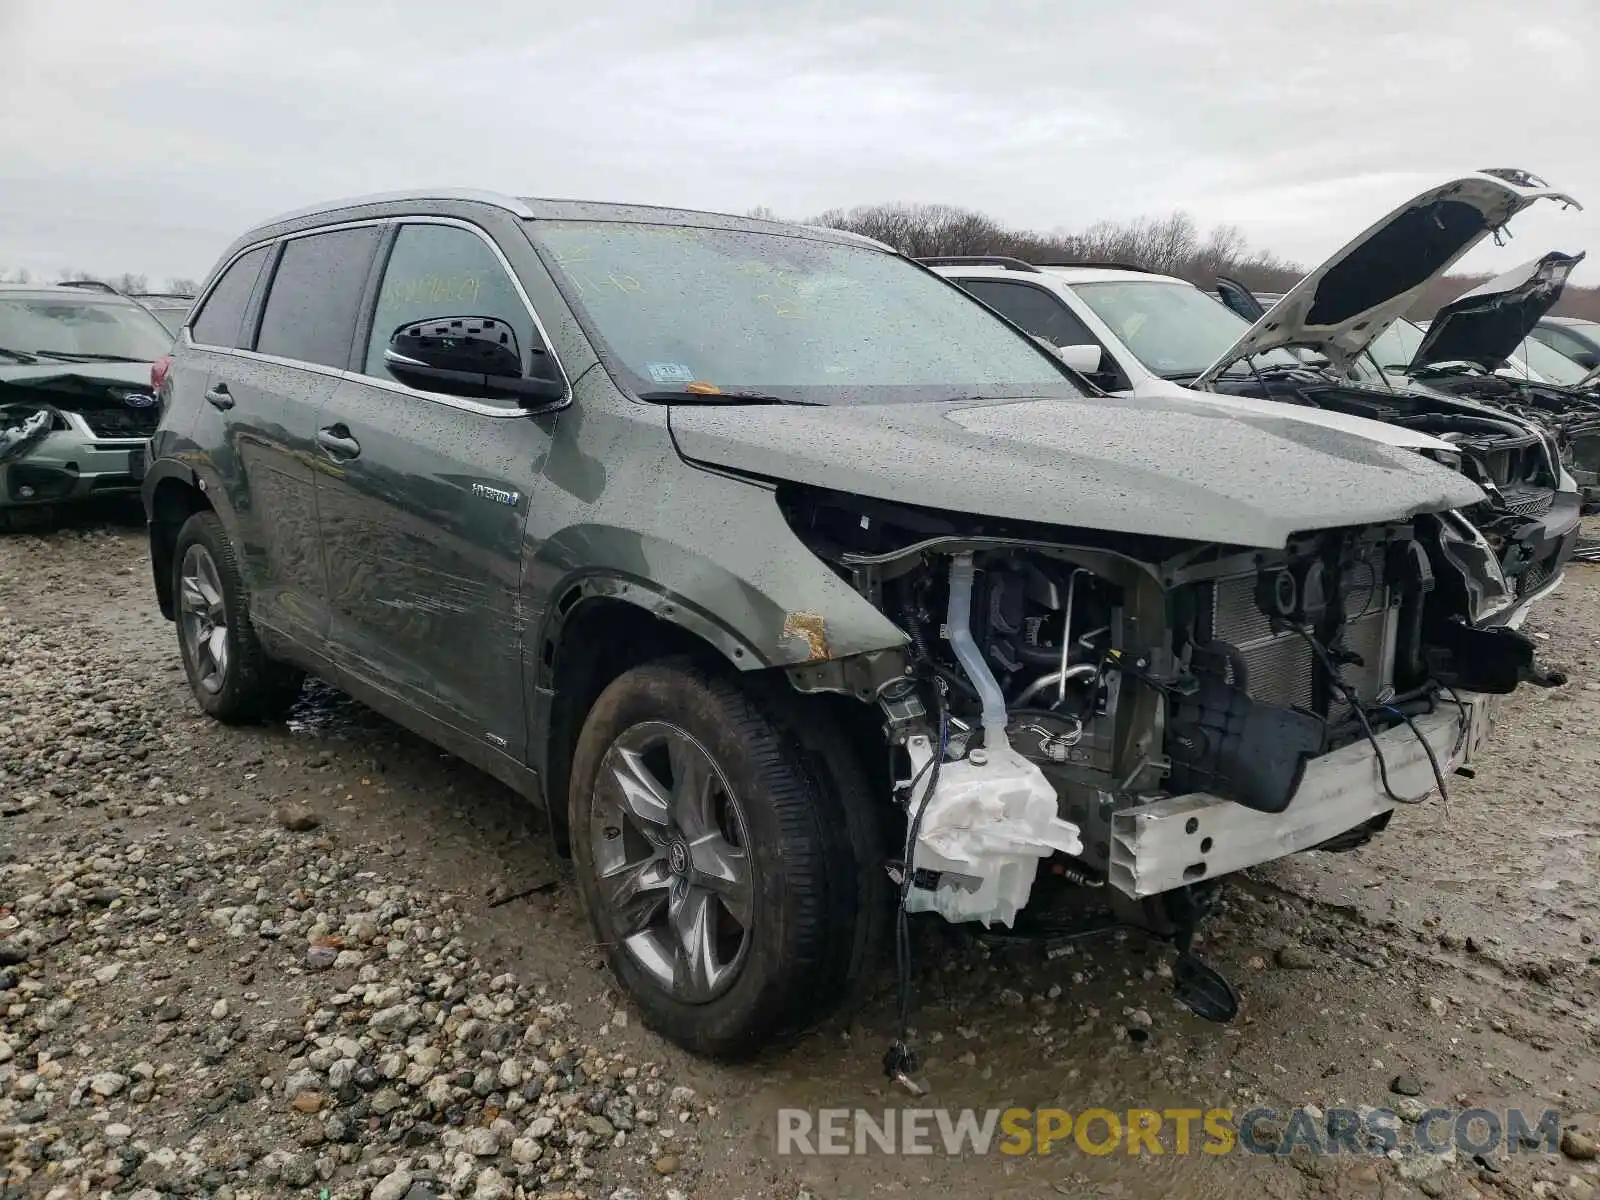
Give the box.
[759,473,1563,1029]
[0,287,169,527]
[1375,251,1600,514]
[1205,170,1585,605]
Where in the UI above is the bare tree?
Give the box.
[808,202,1305,289]
[165,277,200,295]
[805,197,1600,318]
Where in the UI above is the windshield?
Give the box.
[1066,280,1301,379]
[0,296,173,361]
[1516,336,1591,385]
[526,221,1084,404]
[1363,319,1427,375]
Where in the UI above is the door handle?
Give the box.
[316,425,361,459]
[203,383,234,411]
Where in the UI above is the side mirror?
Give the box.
[384,316,566,409]
[1055,343,1104,374]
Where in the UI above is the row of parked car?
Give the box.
[3,169,1597,1063]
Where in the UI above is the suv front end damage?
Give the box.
[776,484,1557,1011]
[1392,251,1600,514]
[1206,367,1579,603]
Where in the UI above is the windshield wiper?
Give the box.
[0,347,40,364]
[638,389,818,406]
[32,350,147,363]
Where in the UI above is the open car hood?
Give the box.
[1195,169,1582,386]
[668,394,1484,550]
[1410,251,1586,373]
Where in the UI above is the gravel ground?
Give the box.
[2,510,1599,1200]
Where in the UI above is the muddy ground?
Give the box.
[1,507,1598,1200]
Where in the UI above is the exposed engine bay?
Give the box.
[0,377,161,444]
[781,485,1562,938]
[1406,366,1600,513]
[1208,368,1573,598]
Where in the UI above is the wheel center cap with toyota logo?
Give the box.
[667,838,691,877]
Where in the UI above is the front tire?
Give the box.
[172,511,303,724]
[569,659,879,1059]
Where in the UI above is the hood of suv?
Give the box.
[668,394,1484,549]
[1410,251,1586,373]
[1195,170,1581,385]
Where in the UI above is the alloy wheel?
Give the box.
[589,720,754,1002]
[178,543,230,694]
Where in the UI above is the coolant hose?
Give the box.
[947,553,1010,752]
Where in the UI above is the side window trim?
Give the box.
[183,216,572,420]
[238,241,283,352]
[348,223,401,373]
[252,221,384,369]
[351,216,572,410]
[187,243,271,349]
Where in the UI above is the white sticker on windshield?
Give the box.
[646,362,696,384]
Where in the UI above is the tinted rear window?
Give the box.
[191,246,269,347]
[255,227,381,369]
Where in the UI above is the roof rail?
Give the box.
[917,255,1041,273]
[1035,260,1158,274]
[804,225,898,254]
[57,279,121,293]
[132,292,195,301]
[260,188,537,228]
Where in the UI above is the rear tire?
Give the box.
[568,659,882,1059]
[172,511,303,724]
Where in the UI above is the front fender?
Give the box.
[525,523,909,672]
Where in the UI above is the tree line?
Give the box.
[797,202,1600,323]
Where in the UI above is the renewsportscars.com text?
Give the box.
[776,1106,1564,1158]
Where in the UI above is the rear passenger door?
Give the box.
[315,219,562,759]
[212,225,381,650]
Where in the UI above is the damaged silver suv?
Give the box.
[142,192,1560,1060]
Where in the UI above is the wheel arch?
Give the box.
[529,568,905,857]
[144,461,213,620]
[530,575,761,855]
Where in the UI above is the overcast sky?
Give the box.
[2,0,1595,289]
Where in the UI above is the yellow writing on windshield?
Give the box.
[381,273,484,307]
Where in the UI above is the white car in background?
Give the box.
[928,169,1583,604]
[922,258,1457,451]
